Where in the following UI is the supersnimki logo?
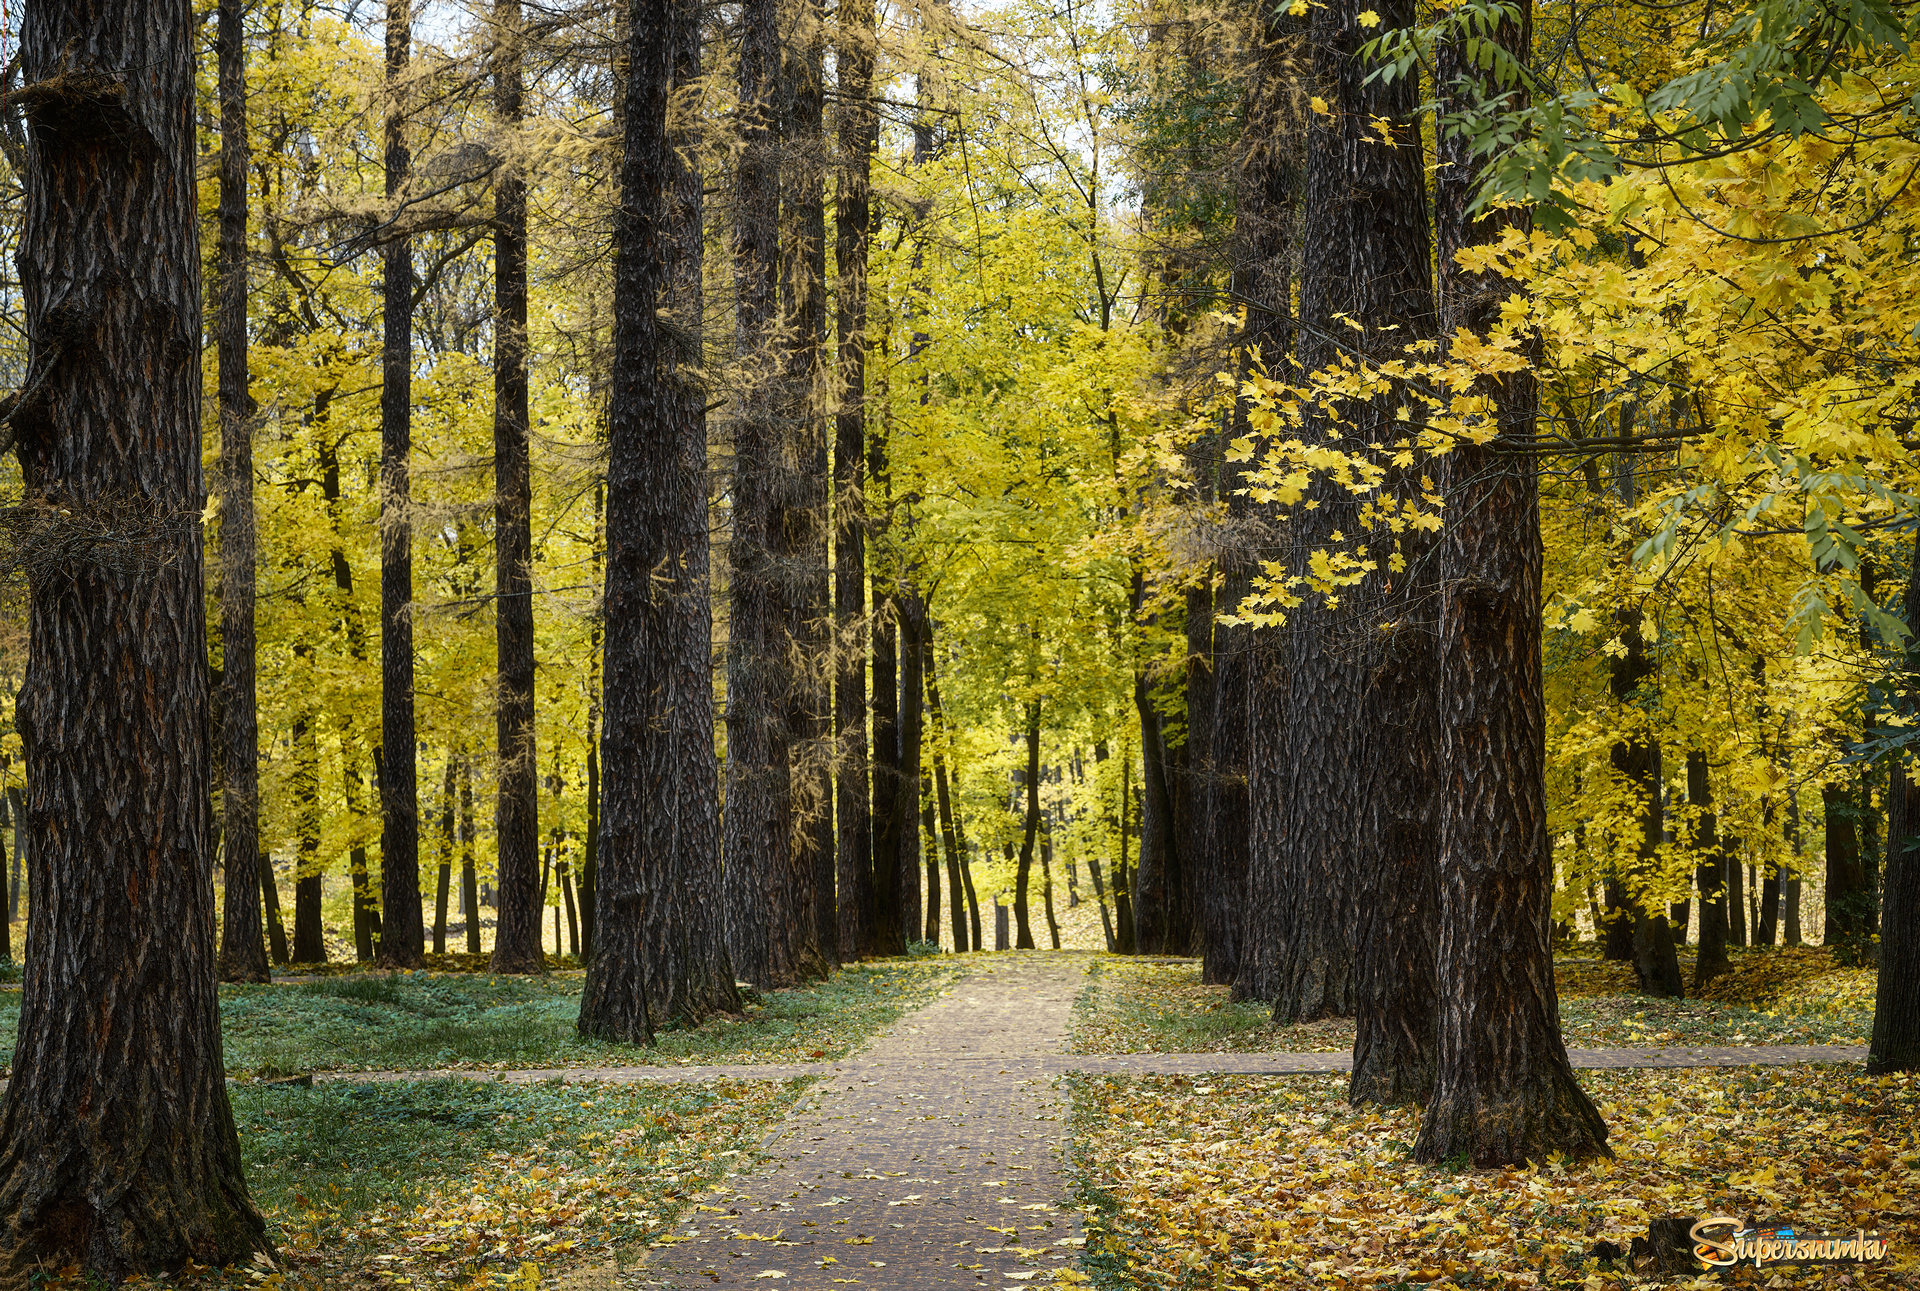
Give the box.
[1690,1216,1890,1269]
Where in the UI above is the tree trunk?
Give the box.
[1826,780,1873,954]
[1413,0,1610,1167]
[895,591,927,946]
[1688,751,1731,990]
[1725,846,1746,946]
[292,713,325,963]
[1264,0,1431,1023]
[581,0,738,1041]
[1178,558,1212,961]
[1236,628,1285,996]
[488,0,542,976]
[725,0,794,989]
[871,586,903,955]
[1756,864,1780,946]
[460,760,480,954]
[434,754,455,955]
[1115,755,1138,953]
[1040,831,1062,950]
[215,0,268,986]
[375,0,423,970]
[261,858,289,966]
[1870,528,1920,1073]
[781,0,836,979]
[927,659,968,954]
[0,0,271,1272]
[834,0,877,962]
[1014,701,1041,949]
[1088,849,1117,951]
[1609,621,1683,996]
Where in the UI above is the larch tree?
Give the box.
[1412,0,1611,1164]
[0,0,270,1276]
[217,0,269,985]
[378,0,425,969]
[834,0,879,960]
[579,0,740,1039]
[491,0,544,974]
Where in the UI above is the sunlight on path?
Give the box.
[628,954,1089,1290]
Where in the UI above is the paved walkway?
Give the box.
[630,956,1086,1291]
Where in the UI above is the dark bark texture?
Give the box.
[1414,0,1610,1167]
[1870,531,1920,1073]
[0,0,271,1275]
[1015,701,1042,949]
[1608,621,1682,996]
[216,0,268,985]
[378,0,424,969]
[1825,779,1874,951]
[895,592,926,946]
[490,0,543,975]
[833,0,877,961]
[725,0,794,988]
[581,0,738,1041]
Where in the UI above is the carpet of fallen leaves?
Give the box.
[1069,1066,1920,1289]
[1071,952,1875,1055]
[104,1078,805,1291]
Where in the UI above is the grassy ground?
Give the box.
[1068,1065,1920,1289]
[109,1076,808,1290]
[1068,948,1875,1055]
[0,957,960,1078]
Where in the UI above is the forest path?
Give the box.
[624,953,1089,1291]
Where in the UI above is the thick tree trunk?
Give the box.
[1177,565,1212,960]
[895,592,927,946]
[1869,531,1920,1073]
[834,0,877,962]
[1263,0,1429,1022]
[216,0,268,985]
[1014,701,1042,949]
[581,0,738,1040]
[261,859,289,966]
[0,0,270,1273]
[1414,0,1609,1167]
[377,0,424,970]
[1335,0,1441,1102]
[1688,751,1732,989]
[488,0,542,975]
[725,0,795,989]
[780,0,835,979]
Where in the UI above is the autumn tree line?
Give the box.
[1,0,1920,1281]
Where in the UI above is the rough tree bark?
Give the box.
[0,0,271,1274]
[870,573,904,954]
[489,0,543,975]
[1413,0,1610,1166]
[1826,779,1874,952]
[725,0,793,988]
[834,0,878,961]
[216,0,268,984]
[377,0,424,970]
[779,0,835,981]
[581,0,739,1038]
[1870,529,1920,1073]
[1261,0,1428,1020]
[1336,0,1440,1103]
[291,713,326,962]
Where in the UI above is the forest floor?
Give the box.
[36,948,1899,1291]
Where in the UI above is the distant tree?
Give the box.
[0,0,270,1276]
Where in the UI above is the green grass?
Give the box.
[0,957,959,1078]
[214,1076,807,1288]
